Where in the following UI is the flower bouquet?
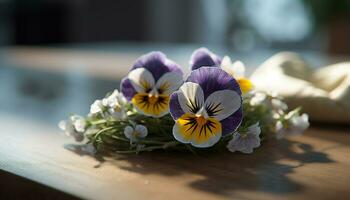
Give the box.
[59,48,309,154]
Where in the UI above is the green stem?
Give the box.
[111,135,130,142]
[89,119,108,125]
[94,127,115,139]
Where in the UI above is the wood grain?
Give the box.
[0,113,349,200]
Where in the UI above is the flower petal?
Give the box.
[177,82,205,115]
[237,78,253,94]
[132,93,170,117]
[186,67,242,99]
[248,122,261,136]
[135,125,148,138]
[220,59,246,78]
[73,119,86,133]
[124,126,134,139]
[190,48,221,70]
[173,113,222,148]
[275,121,285,139]
[121,77,138,101]
[90,100,104,114]
[155,72,183,95]
[204,89,241,121]
[108,107,125,120]
[220,107,243,135]
[127,68,155,93]
[58,120,67,131]
[132,51,183,81]
[227,126,261,154]
[169,92,186,120]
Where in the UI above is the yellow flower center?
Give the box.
[148,94,158,104]
[114,105,122,112]
[175,113,222,144]
[131,92,169,117]
[132,131,139,137]
[196,115,207,126]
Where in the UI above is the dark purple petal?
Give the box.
[169,92,185,120]
[187,67,242,99]
[220,107,243,136]
[190,48,221,70]
[132,51,183,81]
[120,77,137,101]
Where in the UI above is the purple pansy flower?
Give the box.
[191,48,253,94]
[190,48,222,70]
[169,67,243,148]
[121,52,183,118]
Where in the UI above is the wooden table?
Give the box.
[1,113,349,200]
[1,46,350,199]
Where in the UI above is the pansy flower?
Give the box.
[121,52,183,117]
[124,124,148,142]
[190,48,221,70]
[190,48,253,94]
[169,67,243,148]
[227,122,261,154]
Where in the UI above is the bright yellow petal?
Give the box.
[132,93,170,117]
[174,113,222,147]
[237,78,253,94]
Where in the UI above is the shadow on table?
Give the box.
[66,137,333,196]
[0,170,80,200]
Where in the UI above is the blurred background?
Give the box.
[1,0,350,53]
[0,0,350,125]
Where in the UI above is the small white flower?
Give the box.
[271,99,288,111]
[287,113,309,135]
[250,92,267,106]
[275,113,309,139]
[90,100,104,114]
[59,115,86,141]
[124,124,148,142]
[220,56,246,78]
[227,122,261,154]
[275,121,285,139]
[103,90,127,107]
[72,115,86,132]
[250,92,288,111]
[108,107,126,120]
[104,90,127,120]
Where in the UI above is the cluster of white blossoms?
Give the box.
[251,91,309,138]
[90,89,128,120]
[226,91,309,154]
[250,91,288,112]
[60,89,150,144]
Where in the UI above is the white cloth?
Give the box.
[250,52,350,124]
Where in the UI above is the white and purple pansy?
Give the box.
[169,67,243,148]
[121,52,183,118]
[190,48,221,70]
